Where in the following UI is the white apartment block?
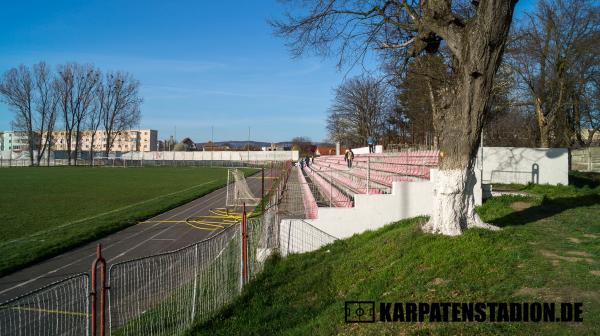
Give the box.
[1,131,38,151]
[49,129,158,152]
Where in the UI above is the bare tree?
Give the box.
[273,0,517,235]
[508,0,599,147]
[389,55,447,147]
[54,63,100,165]
[0,65,35,166]
[86,91,103,165]
[327,76,388,147]
[33,62,58,166]
[291,136,316,155]
[99,71,142,157]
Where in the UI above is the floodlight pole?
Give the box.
[247,127,250,162]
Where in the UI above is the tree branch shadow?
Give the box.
[489,193,600,228]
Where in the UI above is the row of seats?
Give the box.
[316,162,416,189]
[325,169,383,195]
[304,166,353,207]
[301,151,439,209]
[318,151,439,166]
[296,166,319,219]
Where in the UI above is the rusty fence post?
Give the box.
[90,243,107,336]
[261,167,265,201]
[242,203,248,285]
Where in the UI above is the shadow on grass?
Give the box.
[489,193,600,228]
[569,171,600,189]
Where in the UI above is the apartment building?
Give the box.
[49,129,158,152]
[0,131,39,151]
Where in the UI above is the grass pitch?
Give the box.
[0,166,255,276]
[190,174,600,335]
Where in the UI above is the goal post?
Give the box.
[226,169,260,207]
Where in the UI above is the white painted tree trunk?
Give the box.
[423,167,499,235]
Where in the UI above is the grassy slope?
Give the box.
[190,174,600,335]
[0,166,256,276]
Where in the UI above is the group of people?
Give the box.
[298,136,376,170]
[299,155,313,169]
[343,136,376,169]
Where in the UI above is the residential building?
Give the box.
[48,129,158,152]
[0,131,39,151]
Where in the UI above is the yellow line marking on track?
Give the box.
[139,220,190,223]
[184,222,219,231]
[187,221,224,228]
[138,206,249,231]
[8,306,90,317]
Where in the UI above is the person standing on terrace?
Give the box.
[346,148,354,169]
[367,136,375,153]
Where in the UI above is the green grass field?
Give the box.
[189,174,600,335]
[0,166,255,276]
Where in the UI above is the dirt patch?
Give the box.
[539,249,593,264]
[515,287,600,302]
[566,251,593,258]
[568,237,582,244]
[583,234,599,239]
[510,201,534,211]
[591,270,600,276]
[429,278,448,286]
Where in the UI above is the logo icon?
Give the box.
[345,301,375,323]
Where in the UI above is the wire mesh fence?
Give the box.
[278,219,338,257]
[108,224,242,336]
[0,274,90,336]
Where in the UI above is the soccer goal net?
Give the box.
[226,169,260,207]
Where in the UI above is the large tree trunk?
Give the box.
[424,1,516,235]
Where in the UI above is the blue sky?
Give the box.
[0,0,535,143]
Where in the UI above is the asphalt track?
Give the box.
[0,171,270,303]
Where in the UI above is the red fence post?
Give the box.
[261,168,265,200]
[90,243,107,336]
[242,203,248,284]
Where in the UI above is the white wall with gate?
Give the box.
[480,147,568,185]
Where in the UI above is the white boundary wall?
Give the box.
[350,145,383,154]
[480,147,568,185]
[123,150,298,161]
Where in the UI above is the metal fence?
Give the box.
[108,224,241,335]
[571,148,600,172]
[0,162,338,336]
[0,274,90,336]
